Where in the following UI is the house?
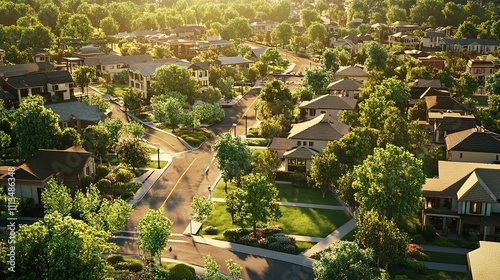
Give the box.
[466,241,500,280]
[326,78,363,99]
[421,31,447,48]
[269,137,292,159]
[334,65,369,83]
[284,114,349,172]
[84,54,153,76]
[417,55,446,70]
[441,38,500,54]
[409,79,447,105]
[76,45,105,57]
[422,160,500,240]
[466,58,498,86]
[214,55,253,70]
[323,22,339,33]
[434,115,477,143]
[32,48,50,63]
[197,37,232,51]
[445,129,500,163]
[167,39,197,58]
[388,32,420,49]
[0,88,15,108]
[0,146,96,204]
[299,95,357,121]
[389,21,421,34]
[0,70,75,103]
[171,25,206,40]
[0,63,40,78]
[129,58,209,98]
[329,38,357,50]
[45,101,107,132]
[114,32,137,39]
[250,21,278,34]
[249,47,268,60]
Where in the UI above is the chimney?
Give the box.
[482,55,487,61]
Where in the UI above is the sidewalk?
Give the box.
[423,262,467,273]
[419,245,471,254]
[303,218,357,258]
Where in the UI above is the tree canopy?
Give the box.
[151,64,201,105]
[138,207,173,264]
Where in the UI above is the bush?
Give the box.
[262,226,283,237]
[433,237,458,248]
[168,263,195,280]
[204,226,217,235]
[275,171,292,182]
[401,259,428,274]
[407,244,429,261]
[422,224,436,242]
[290,171,307,187]
[410,234,426,244]
[223,229,239,242]
[238,235,252,245]
[96,164,112,181]
[115,167,135,183]
[107,254,125,265]
[258,238,269,248]
[468,230,480,242]
[114,71,129,84]
[114,260,144,272]
[80,176,93,188]
[395,275,411,280]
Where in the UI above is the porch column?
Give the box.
[443,217,446,230]
[483,226,488,241]
[458,219,462,235]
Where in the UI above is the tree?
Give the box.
[386,6,407,23]
[82,124,112,163]
[212,132,252,192]
[443,2,467,27]
[101,118,124,144]
[300,7,320,28]
[61,14,94,39]
[364,42,388,72]
[352,144,425,226]
[322,48,339,73]
[260,48,288,68]
[368,77,410,113]
[409,0,445,25]
[221,17,252,40]
[232,174,281,237]
[116,137,149,171]
[151,64,201,105]
[13,95,61,158]
[98,72,112,95]
[82,94,109,113]
[260,114,289,139]
[41,179,73,216]
[217,77,236,103]
[100,16,119,36]
[191,104,225,124]
[151,94,185,127]
[303,66,330,95]
[138,207,173,264]
[313,241,376,280]
[485,71,500,95]
[251,149,281,182]
[488,94,500,120]
[122,121,144,139]
[202,255,243,280]
[272,22,294,48]
[347,0,369,21]
[59,127,81,149]
[307,22,328,44]
[355,210,410,270]
[72,66,96,95]
[123,87,143,113]
[191,195,214,223]
[151,44,173,59]
[454,21,478,39]
[454,73,478,100]
[0,130,10,155]
[14,212,117,279]
[202,86,222,104]
[259,80,295,118]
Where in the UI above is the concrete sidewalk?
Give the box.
[192,235,315,268]
[423,262,467,273]
[420,245,471,254]
[210,197,345,210]
[303,218,357,258]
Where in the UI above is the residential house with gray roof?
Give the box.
[84,54,153,76]
[45,101,106,132]
[299,95,357,121]
[445,129,500,163]
[215,55,254,70]
[333,65,369,83]
[326,78,363,99]
[422,161,500,240]
[441,38,500,54]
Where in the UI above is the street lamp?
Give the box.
[232,123,237,137]
[157,147,160,169]
[208,185,212,201]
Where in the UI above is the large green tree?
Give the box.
[251,149,281,182]
[300,7,320,28]
[13,95,61,158]
[116,137,150,171]
[454,73,478,100]
[61,14,94,39]
[303,66,330,96]
[150,94,185,127]
[230,174,281,237]
[364,42,388,72]
[352,144,425,226]
[151,64,201,105]
[82,124,112,163]
[122,87,143,113]
[272,22,294,48]
[191,195,214,223]
[138,207,173,264]
[212,132,252,192]
[485,71,500,95]
[72,66,96,95]
[259,80,295,118]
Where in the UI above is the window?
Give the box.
[497,155,499,161]
[303,141,306,146]
[470,202,482,214]
[53,84,59,91]
[297,141,300,146]
[308,142,313,146]
[460,153,463,158]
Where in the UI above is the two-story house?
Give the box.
[421,30,447,48]
[0,146,96,205]
[434,115,477,143]
[281,114,350,172]
[445,128,500,163]
[299,95,357,121]
[326,78,363,99]
[84,54,153,76]
[425,95,468,127]
[441,38,500,54]
[45,101,107,132]
[250,21,278,34]
[0,70,75,103]
[422,161,500,240]
[466,58,498,86]
[416,55,446,70]
[333,65,369,83]
[388,32,420,49]
[214,55,254,70]
[171,25,206,40]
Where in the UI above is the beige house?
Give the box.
[84,54,153,76]
[299,95,357,121]
[334,65,369,83]
[250,21,278,34]
[466,58,498,86]
[467,241,500,279]
[214,55,254,70]
[388,32,420,49]
[445,129,500,163]
[0,146,96,205]
[422,161,500,240]
[326,78,363,99]
[283,114,349,172]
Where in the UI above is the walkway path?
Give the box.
[423,262,467,273]
[303,218,357,258]
[420,245,471,254]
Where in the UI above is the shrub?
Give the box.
[114,71,129,84]
[237,235,252,245]
[204,226,217,235]
[223,229,239,242]
[115,167,135,183]
[422,224,436,242]
[168,263,195,280]
[248,229,263,240]
[290,171,307,187]
[80,176,93,188]
[275,171,292,182]
[114,260,144,272]
[468,230,480,242]
[258,238,269,248]
[401,259,428,274]
[262,226,283,237]
[96,179,112,190]
[407,244,429,261]
[236,228,251,236]
[107,254,125,265]
[410,234,426,244]
[433,237,458,248]
[281,244,296,253]
[96,164,112,181]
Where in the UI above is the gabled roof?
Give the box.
[419,87,450,99]
[129,58,191,76]
[442,38,500,46]
[189,62,209,71]
[45,101,106,122]
[457,171,497,203]
[283,146,320,159]
[436,116,477,132]
[335,65,369,78]
[445,129,500,153]
[299,95,357,110]
[250,47,268,58]
[215,55,253,65]
[425,95,466,111]
[3,71,73,89]
[288,114,349,141]
[468,241,500,280]
[84,54,153,66]
[423,161,500,198]
[326,78,363,91]
[0,63,39,77]
[269,137,292,151]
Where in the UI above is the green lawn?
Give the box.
[341,228,357,241]
[174,129,211,147]
[203,203,349,239]
[424,251,467,266]
[96,83,129,97]
[471,95,488,106]
[212,181,341,206]
[295,241,316,254]
[389,268,465,280]
[136,113,155,122]
[106,155,168,169]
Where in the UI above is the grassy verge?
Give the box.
[471,95,488,106]
[96,83,128,97]
[203,203,350,238]
[341,228,357,241]
[174,129,211,147]
[106,155,168,169]
[246,139,269,146]
[136,113,155,122]
[146,160,168,169]
[295,241,316,254]
[424,251,467,265]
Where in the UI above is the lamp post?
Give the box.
[157,147,160,169]
[208,185,212,201]
[232,123,237,137]
[244,115,248,136]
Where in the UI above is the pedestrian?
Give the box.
[168,247,172,252]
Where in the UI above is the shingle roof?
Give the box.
[283,146,320,159]
[457,171,497,203]
[269,137,292,151]
[3,71,73,89]
[326,78,363,91]
[299,95,357,110]
[468,241,500,280]
[288,114,349,141]
[425,95,466,111]
[410,79,444,88]
[335,65,369,78]
[84,54,152,66]
[442,38,500,46]
[190,62,209,71]
[45,101,106,122]
[251,47,268,58]
[436,116,477,132]
[419,87,450,99]
[215,55,253,65]
[0,63,39,77]
[129,58,191,76]
[445,129,500,153]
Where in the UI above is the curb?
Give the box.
[128,157,173,207]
